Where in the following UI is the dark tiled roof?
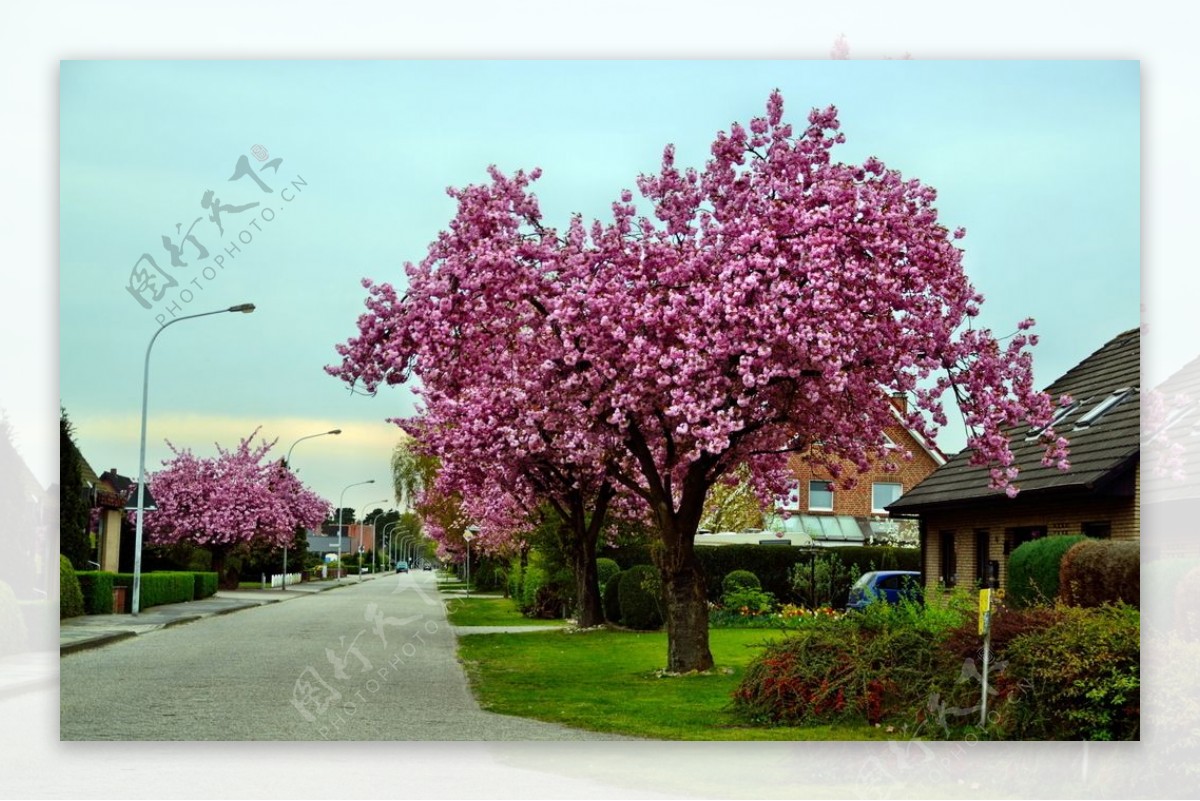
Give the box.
[888,328,1140,512]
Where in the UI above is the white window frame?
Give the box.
[871,482,903,514]
[808,480,834,512]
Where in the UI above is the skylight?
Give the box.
[1073,388,1134,430]
[1026,400,1080,440]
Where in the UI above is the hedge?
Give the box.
[1059,540,1139,608]
[602,570,623,623]
[193,572,219,600]
[1006,535,1087,608]
[112,571,197,611]
[60,556,85,619]
[602,544,919,604]
[617,565,663,630]
[75,571,115,615]
[596,558,620,592]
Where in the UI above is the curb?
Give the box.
[60,631,136,656]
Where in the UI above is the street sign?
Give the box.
[978,589,992,635]
[358,545,365,554]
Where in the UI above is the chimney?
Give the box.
[889,393,907,414]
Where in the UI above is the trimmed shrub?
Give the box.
[617,565,663,630]
[602,543,919,605]
[76,571,115,615]
[602,569,623,623]
[722,570,762,596]
[0,580,28,653]
[1006,535,1087,608]
[193,572,219,599]
[111,571,196,610]
[1059,540,1139,608]
[998,604,1140,740]
[60,556,86,619]
[596,558,620,592]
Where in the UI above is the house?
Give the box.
[766,395,947,547]
[887,328,1140,590]
[94,467,154,573]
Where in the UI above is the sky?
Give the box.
[57,59,1141,512]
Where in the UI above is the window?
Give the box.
[808,480,834,511]
[777,480,800,512]
[939,531,957,587]
[1026,401,1080,439]
[871,482,903,513]
[975,530,992,586]
[1074,388,1134,430]
[1082,521,1112,539]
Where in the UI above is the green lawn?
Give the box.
[456,628,893,740]
[445,596,563,627]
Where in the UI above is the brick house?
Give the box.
[769,396,947,546]
[888,328,1140,590]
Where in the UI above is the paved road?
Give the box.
[59,572,624,740]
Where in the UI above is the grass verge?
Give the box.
[446,596,563,627]
[456,628,893,740]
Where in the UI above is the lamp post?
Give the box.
[281,428,341,590]
[381,521,399,569]
[464,526,478,599]
[132,303,256,616]
[360,500,388,581]
[337,480,375,581]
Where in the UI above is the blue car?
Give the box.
[845,570,923,611]
[395,561,409,573]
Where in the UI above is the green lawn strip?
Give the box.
[456,628,891,741]
[445,596,563,627]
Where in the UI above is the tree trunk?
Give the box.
[657,543,714,673]
[570,532,604,628]
[211,548,238,590]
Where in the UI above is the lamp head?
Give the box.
[228,303,256,314]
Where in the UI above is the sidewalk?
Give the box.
[58,578,369,654]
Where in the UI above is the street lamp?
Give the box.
[381,520,400,569]
[464,526,478,599]
[281,428,341,590]
[132,302,256,616]
[360,500,389,581]
[337,480,375,581]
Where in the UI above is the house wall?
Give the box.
[919,463,1139,591]
[789,422,941,517]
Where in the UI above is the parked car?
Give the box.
[395,561,409,573]
[422,563,432,571]
[845,570,923,611]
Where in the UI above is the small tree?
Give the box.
[59,408,91,569]
[142,429,329,588]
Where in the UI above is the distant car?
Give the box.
[422,564,432,571]
[845,570,923,611]
[395,561,409,573]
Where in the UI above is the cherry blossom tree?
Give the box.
[142,430,330,588]
[329,91,1069,672]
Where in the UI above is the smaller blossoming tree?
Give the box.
[141,429,330,588]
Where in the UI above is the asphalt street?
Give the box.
[58,572,625,741]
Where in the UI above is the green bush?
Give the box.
[0,580,28,653]
[111,571,196,610]
[1059,540,1139,608]
[75,571,115,615]
[721,587,775,615]
[721,569,762,596]
[596,558,620,592]
[193,572,218,599]
[617,565,663,630]
[1006,535,1087,608]
[603,543,919,604]
[999,604,1140,740]
[602,569,623,623]
[60,555,86,619]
